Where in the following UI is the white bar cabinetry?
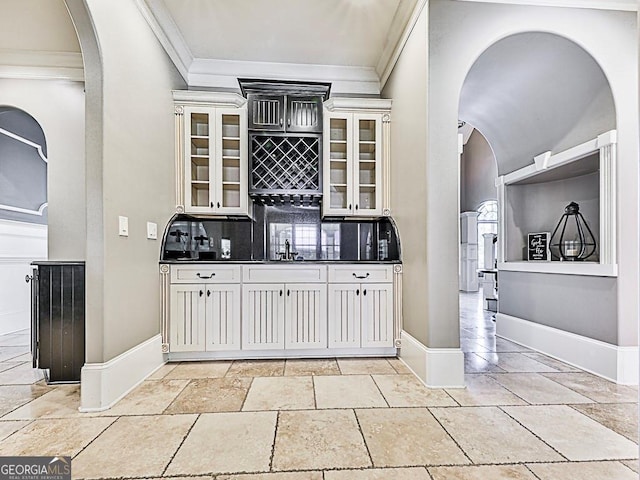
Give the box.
[163,263,398,358]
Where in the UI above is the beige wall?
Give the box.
[73,0,185,362]
[460,130,497,212]
[0,78,86,260]
[382,6,445,347]
[427,0,638,347]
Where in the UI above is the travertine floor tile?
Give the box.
[622,460,639,473]
[105,379,189,416]
[387,358,413,374]
[73,415,196,478]
[167,412,277,475]
[464,353,506,373]
[337,358,396,375]
[0,420,28,441]
[504,405,638,461]
[460,339,491,353]
[164,361,232,379]
[273,410,371,470]
[314,375,387,409]
[0,384,52,417]
[0,417,115,456]
[147,362,177,379]
[494,337,532,352]
[522,353,581,372]
[476,352,559,373]
[430,406,562,464]
[226,359,285,377]
[0,362,44,385]
[0,347,30,362]
[528,461,638,480]
[219,473,322,480]
[542,372,639,403]
[373,374,456,407]
[572,402,639,442]
[324,467,430,479]
[284,359,340,376]
[489,373,592,404]
[357,408,469,467]
[243,376,315,411]
[2,384,81,419]
[429,464,537,480]
[164,377,250,414]
[445,375,527,406]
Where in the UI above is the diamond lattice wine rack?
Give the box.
[249,134,322,205]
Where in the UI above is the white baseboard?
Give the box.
[400,330,465,388]
[80,335,164,412]
[496,313,639,385]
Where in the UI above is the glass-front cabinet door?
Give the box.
[184,108,215,214]
[353,114,382,216]
[323,110,383,217]
[324,113,354,216]
[183,106,248,215]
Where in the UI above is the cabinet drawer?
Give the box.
[328,265,394,283]
[243,264,327,283]
[171,265,242,284]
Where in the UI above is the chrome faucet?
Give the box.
[277,239,298,261]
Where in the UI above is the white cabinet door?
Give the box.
[205,284,241,351]
[214,108,249,215]
[328,283,361,348]
[184,107,217,214]
[360,283,394,348]
[285,283,327,349]
[353,114,383,217]
[170,284,206,352]
[323,110,384,218]
[242,284,285,350]
[323,112,354,216]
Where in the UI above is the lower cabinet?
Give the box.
[242,283,328,350]
[170,284,241,352]
[328,283,394,348]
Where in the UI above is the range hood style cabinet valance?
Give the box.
[172,89,391,218]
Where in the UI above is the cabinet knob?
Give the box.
[217,202,220,208]
[287,289,290,296]
[207,290,211,297]
[210,202,214,208]
[199,290,203,297]
[356,289,360,296]
[353,273,370,279]
[280,289,283,296]
[363,289,367,296]
[355,204,359,210]
[348,204,352,210]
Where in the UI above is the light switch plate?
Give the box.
[118,216,129,237]
[147,222,157,240]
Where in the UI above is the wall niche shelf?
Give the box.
[497,130,617,278]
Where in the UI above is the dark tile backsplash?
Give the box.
[162,205,400,262]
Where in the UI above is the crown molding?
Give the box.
[378,0,428,90]
[188,58,380,96]
[135,0,194,83]
[452,0,637,11]
[0,49,83,81]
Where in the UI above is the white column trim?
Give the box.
[400,330,465,388]
[80,334,165,412]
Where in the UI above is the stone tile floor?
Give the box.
[0,293,637,479]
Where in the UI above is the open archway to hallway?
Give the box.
[457,31,616,374]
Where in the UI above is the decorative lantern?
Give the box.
[549,202,597,261]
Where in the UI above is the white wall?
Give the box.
[0,220,46,334]
[427,0,638,348]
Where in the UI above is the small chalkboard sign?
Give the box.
[528,232,550,261]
